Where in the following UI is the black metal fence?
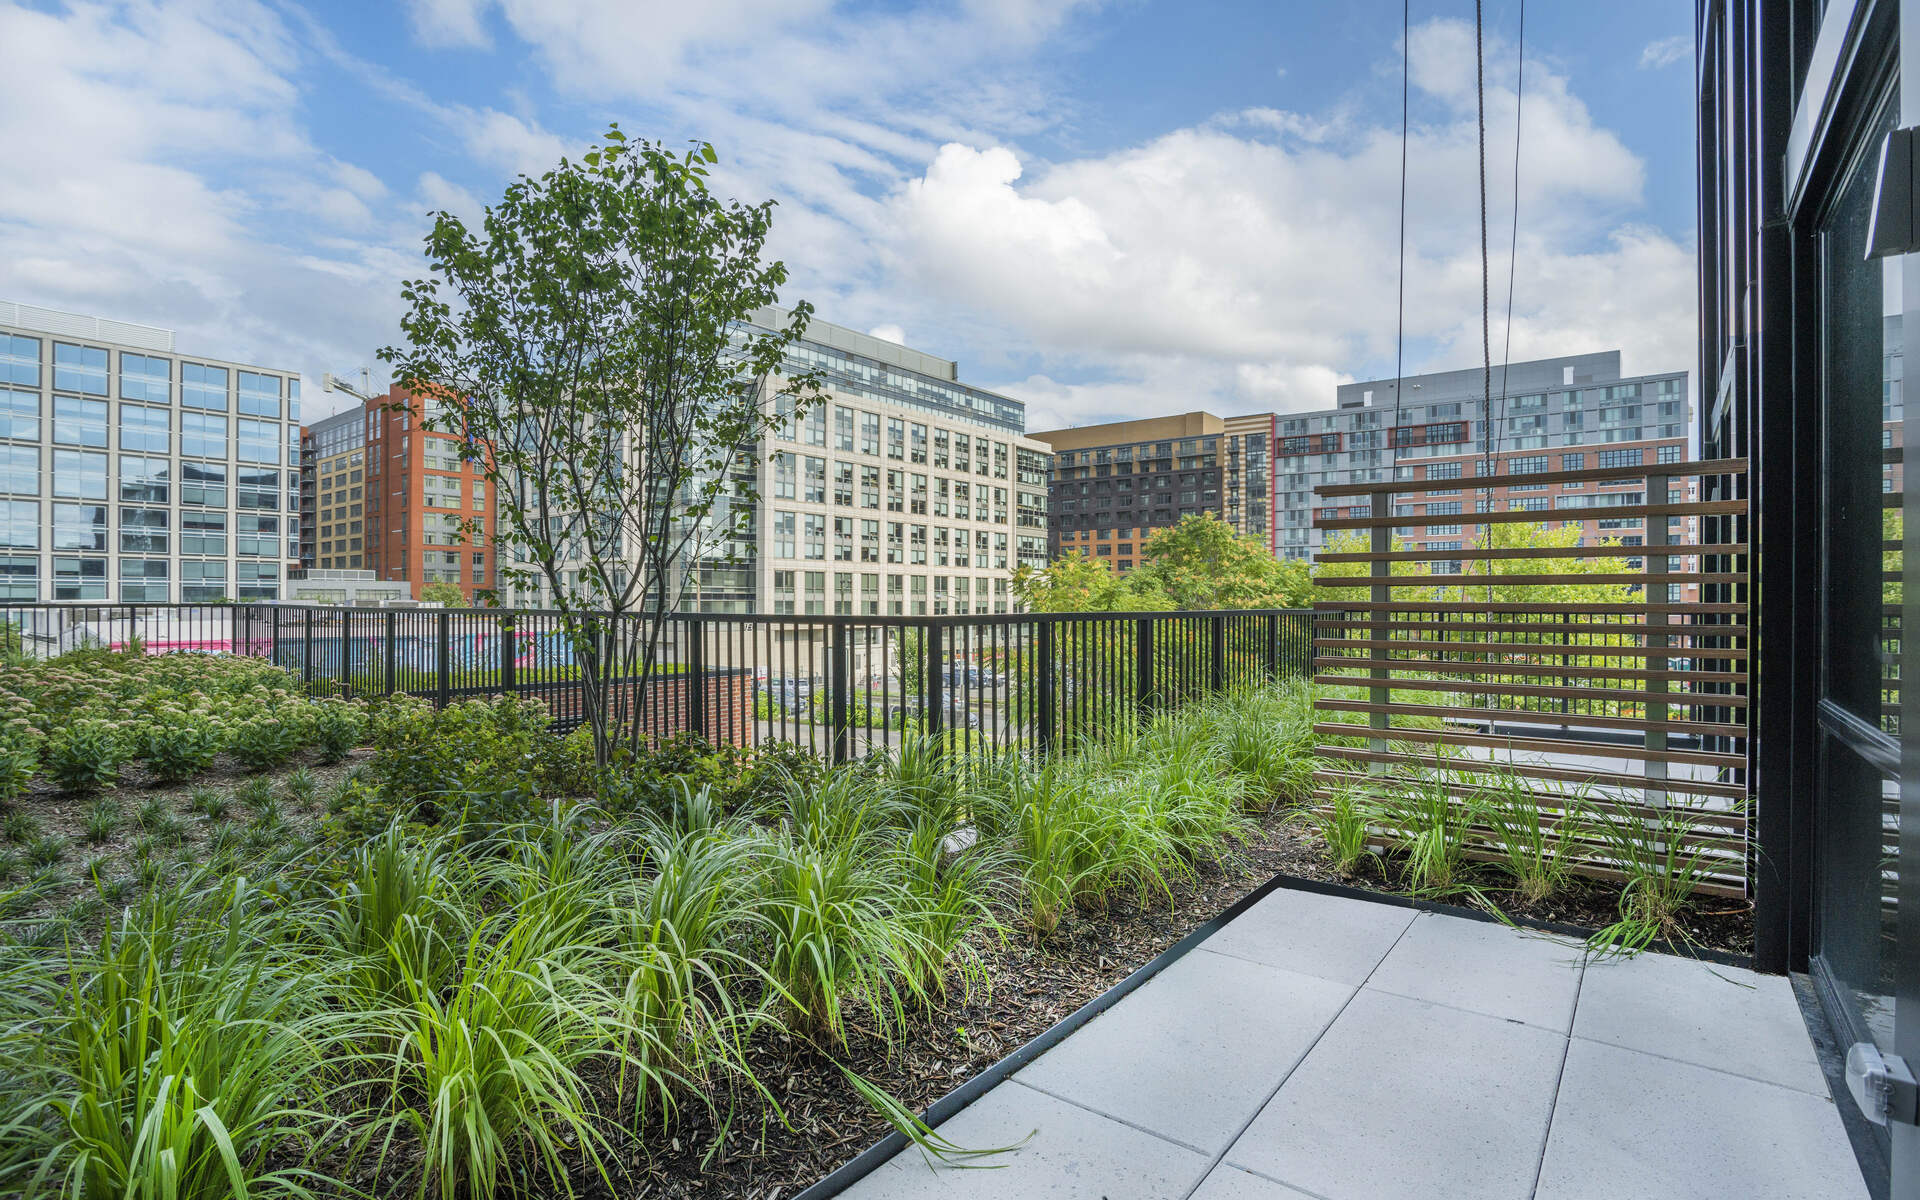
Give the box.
[0,603,1313,761]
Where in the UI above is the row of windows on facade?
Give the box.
[772,400,1043,479]
[771,351,1027,434]
[1279,379,1686,435]
[766,453,1040,524]
[768,568,1013,615]
[0,450,293,513]
[0,391,296,464]
[768,512,1041,566]
[1266,426,1689,474]
[0,499,289,557]
[0,555,281,602]
[1272,443,1686,499]
[0,335,298,417]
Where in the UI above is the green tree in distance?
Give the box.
[420,581,466,608]
[383,125,823,764]
[1130,514,1308,609]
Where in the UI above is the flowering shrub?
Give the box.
[0,647,368,787]
[0,741,33,803]
[43,720,123,793]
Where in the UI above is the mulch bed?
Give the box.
[582,805,1755,1200]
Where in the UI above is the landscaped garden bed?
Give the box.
[0,646,1750,1199]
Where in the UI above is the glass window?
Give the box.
[52,397,107,447]
[237,418,279,463]
[120,506,167,554]
[119,354,171,403]
[52,503,107,551]
[181,510,227,555]
[237,372,280,417]
[0,389,37,440]
[120,455,170,503]
[120,558,168,602]
[180,461,226,507]
[181,363,228,411]
[0,335,38,388]
[52,556,107,599]
[52,343,108,394]
[0,555,35,600]
[180,559,226,602]
[182,412,227,458]
[236,561,278,600]
[52,450,106,499]
[119,404,169,453]
[237,513,279,556]
[0,501,33,550]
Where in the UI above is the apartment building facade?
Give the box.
[301,406,365,572]
[1277,352,1689,564]
[364,386,496,601]
[755,310,1050,616]
[0,301,301,603]
[1031,411,1276,572]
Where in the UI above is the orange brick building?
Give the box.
[363,385,497,600]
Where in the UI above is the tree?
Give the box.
[1129,514,1302,609]
[383,126,823,764]
[1010,551,1167,613]
[421,581,466,607]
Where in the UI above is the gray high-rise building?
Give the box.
[0,301,303,602]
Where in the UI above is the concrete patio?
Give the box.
[840,887,1865,1200]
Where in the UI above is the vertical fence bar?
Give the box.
[435,610,451,709]
[499,612,516,698]
[1210,613,1227,692]
[1036,619,1055,755]
[384,610,397,696]
[923,622,943,750]
[302,609,314,692]
[1644,467,1670,804]
[1368,487,1390,768]
[687,617,708,743]
[830,620,850,765]
[1135,616,1154,720]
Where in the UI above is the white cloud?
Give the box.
[867,324,908,344]
[880,17,1693,417]
[1639,35,1691,70]
[407,0,491,49]
[0,1,414,390]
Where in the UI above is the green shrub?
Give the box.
[44,720,122,793]
[229,716,300,773]
[0,741,34,803]
[369,694,556,816]
[310,698,367,764]
[143,719,221,784]
[83,798,121,845]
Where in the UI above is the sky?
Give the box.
[0,0,1697,430]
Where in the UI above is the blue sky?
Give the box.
[0,0,1696,429]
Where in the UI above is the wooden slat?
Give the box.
[1314,618,1751,638]
[1311,770,1750,833]
[1315,571,1745,588]
[1319,500,1746,531]
[1315,542,1749,564]
[1314,600,1749,614]
[1312,697,1749,738]
[1312,673,1749,709]
[1313,636,1751,660]
[1313,722,1746,769]
[1314,744,1749,799]
[1312,456,1749,497]
[1315,656,1747,684]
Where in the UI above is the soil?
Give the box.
[1,749,367,926]
[569,804,1755,1200]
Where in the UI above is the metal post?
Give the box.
[272,607,282,672]
[1265,612,1279,678]
[687,617,709,742]
[1211,613,1227,692]
[1369,488,1391,770]
[1135,616,1154,720]
[498,612,516,697]
[435,610,451,709]
[829,621,851,765]
[922,623,944,749]
[1036,619,1056,754]
[240,604,252,658]
[384,610,398,696]
[302,609,314,690]
[1645,468,1670,805]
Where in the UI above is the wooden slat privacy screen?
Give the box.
[1310,457,1751,898]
